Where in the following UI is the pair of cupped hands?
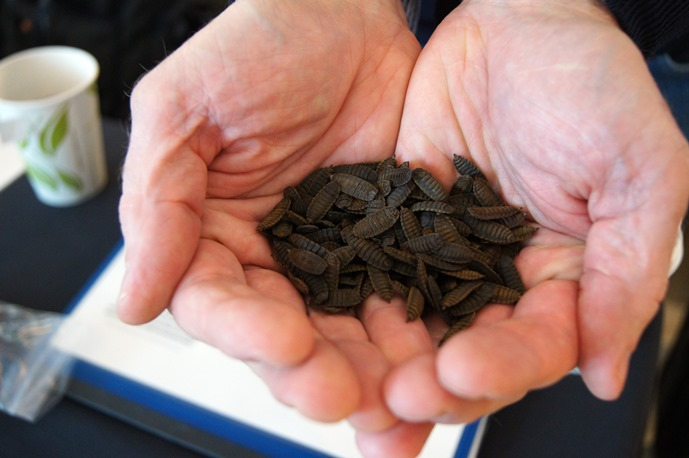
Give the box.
[117,0,689,456]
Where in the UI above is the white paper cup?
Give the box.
[0,46,108,207]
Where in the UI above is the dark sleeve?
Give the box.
[604,0,689,56]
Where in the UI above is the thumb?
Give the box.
[578,142,689,399]
[117,72,209,324]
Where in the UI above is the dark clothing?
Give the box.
[434,0,689,57]
[604,0,689,56]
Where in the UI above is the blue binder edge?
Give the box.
[65,240,482,458]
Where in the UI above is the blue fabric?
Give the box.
[648,54,689,139]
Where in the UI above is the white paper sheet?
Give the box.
[54,249,479,458]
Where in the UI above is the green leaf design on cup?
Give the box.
[57,169,83,191]
[39,106,69,156]
[18,137,29,150]
[25,163,58,190]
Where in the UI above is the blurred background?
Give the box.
[0,0,227,119]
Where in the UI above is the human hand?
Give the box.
[388,0,689,425]
[118,1,433,454]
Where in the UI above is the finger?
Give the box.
[310,309,397,433]
[385,303,515,422]
[359,295,434,365]
[202,198,282,270]
[248,337,361,422]
[117,69,216,324]
[385,353,520,424]
[356,421,435,458]
[169,239,314,366]
[513,228,584,288]
[577,216,670,399]
[437,279,578,400]
[117,148,208,324]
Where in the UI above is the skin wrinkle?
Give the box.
[436,16,498,189]
[347,43,405,146]
[513,167,590,237]
[200,204,266,267]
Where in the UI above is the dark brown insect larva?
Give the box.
[300,272,330,305]
[467,205,521,221]
[440,280,483,309]
[453,154,485,179]
[463,214,516,245]
[359,276,375,299]
[285,210,308,226]
[467,259,503,284]
[332,245,357,266]
[366,195,387,213]
[412,168,449,201]
[287,233,330,258]
[441,268,485,281]
[391,280,410,297]
[390,261,418,277]
[439,312,476,346]
[352,207,400,239]
[382,245,418,265]
[433,242,475,264]
[490,284,522,305]
[346,234,393,271]
[401,233,445,254]
[398,206,423,240]
[426,276,443,310]
[326,288,363,309]
[307,181,341,223]
[497,211,526,228]
[331,173,379,202]
[271,221,293,238]
[472,177,504,207]
[415,257,430,296]
[271,240,293,267]
[324,253,341,294]
[258,156,537,345]
[379,165,413,186]
[448,282,497,316]
[480,244,502,267]
[367,264,394,302]
[340,262,369,274]
[332,163,379,183]
[307,226,342,244]
[286,271,310,296]
[386,182,415,208]
[434,215,466,244]
[451,175,474,194]
[495,255,526,294]
[511,225,539,242]
[409,200,455,214]
[406,286,425,322]
[298,167,332,197]
[288,248,328,275]
[377,179,392,197]
[257,196,291,231]
[416,253,467,271]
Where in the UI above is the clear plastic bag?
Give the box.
[0,301,74,421]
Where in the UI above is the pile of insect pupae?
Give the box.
[258,155,536,344]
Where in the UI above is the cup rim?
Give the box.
[0,46,100,108]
